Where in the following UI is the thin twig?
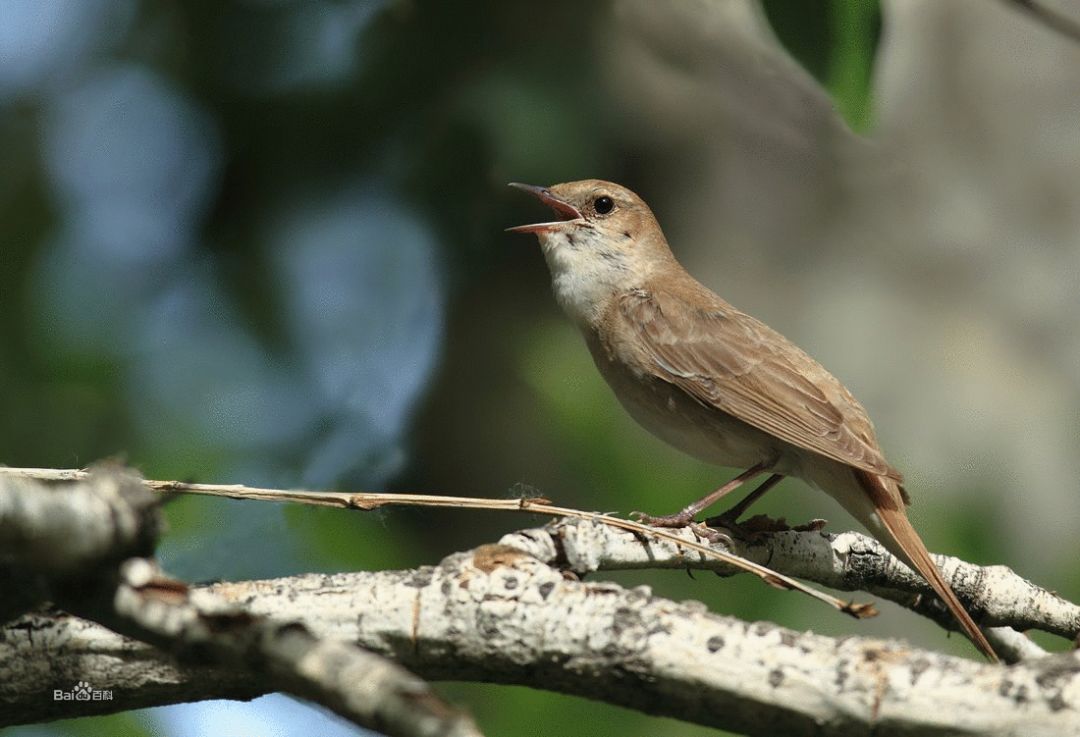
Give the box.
[0,467,875,618]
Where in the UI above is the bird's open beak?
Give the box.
[505,182,584,233]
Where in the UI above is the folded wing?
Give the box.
[619,286,902,480]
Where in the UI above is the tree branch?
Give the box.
[5,467,1070,649]
[0,467,876,617]
[499,518,1079,644]
[4,465,1079,735]
[3,545,1078,736]
[0,465,160,620]
[0,469,482,737]
[94,559,481,737]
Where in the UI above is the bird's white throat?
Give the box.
[539,229,631,327]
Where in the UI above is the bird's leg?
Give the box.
[632,461,771,529]
[704,474,828,540]
[706,473,785,527]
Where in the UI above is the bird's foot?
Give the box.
[629,510,734,546]
[688,521,734,547]
[703,512,774,544]
[704,512,827,542]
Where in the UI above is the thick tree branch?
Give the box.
[0,469,481,737]
[0,465,160,620]
[87,559,481,737]
[4,466,1079,735]
[500,518,1079,644]
[3,546,1078,736]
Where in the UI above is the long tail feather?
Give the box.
[854,470,999,662]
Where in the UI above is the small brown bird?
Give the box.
[508,179,997,662]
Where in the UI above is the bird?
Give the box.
[507,178,998,662]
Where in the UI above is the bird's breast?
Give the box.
[583,330,785,471]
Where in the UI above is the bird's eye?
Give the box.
[594,196,614,215]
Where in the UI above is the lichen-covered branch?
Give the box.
[0,469,481,737]
[97,559,481,737]
[4,467,1075,648]
[4,465,1079,735]
[0,558,482,737]
[3,545,1078,736]
[499,518,1079,644]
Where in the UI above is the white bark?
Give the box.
[3,466,1079,736]
[5,468,1073,646]
[0,465,159,570]
[500,518,1079,641]
[3,544,1079,736]
[105,559,481,737]
[0,469,482,737]
[0,465,160,620]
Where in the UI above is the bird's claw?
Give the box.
[703,513,828,542]
[630,511,734,547]
[688,521,734,547]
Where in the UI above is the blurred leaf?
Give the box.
[827,0,879,131]
[762,0,880,131]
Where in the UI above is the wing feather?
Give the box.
[619,287,902,479]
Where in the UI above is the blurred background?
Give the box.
[2,0,1079,735]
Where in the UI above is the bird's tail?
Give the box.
[852,469,999,662]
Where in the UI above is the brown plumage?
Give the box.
[509,179,998,662]
[615,284,903,481]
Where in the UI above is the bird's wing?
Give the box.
[618,286,902,479]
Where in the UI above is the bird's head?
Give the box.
[507,179,675,324]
